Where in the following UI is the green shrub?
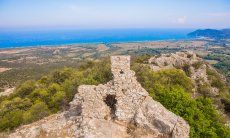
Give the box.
[134,54,151,64]
[197,82,211,97]
[23,101,50,123]
[48,91,66,112]
[15,80,36,98]
[0,59,112,131]
[0,97,32,114]
[0,97,32,131]
[28,89,49,103]
[51,68,72,84]
[0,110,24,131]
[206,67,225,91]
[132,63,230,137]
[192,61,203,69]
[132,64,193,94]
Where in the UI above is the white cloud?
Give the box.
[172,16,187,25]
[177,16,187,24]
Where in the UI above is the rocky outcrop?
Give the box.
[8,56,189,138]
[148,51,200,71]
[148,51,221,97]
[0,88,15,97]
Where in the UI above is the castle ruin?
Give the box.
[70,55,190,137]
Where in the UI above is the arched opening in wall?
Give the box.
[104,94,117,119]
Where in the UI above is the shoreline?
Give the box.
[0,38,192,50]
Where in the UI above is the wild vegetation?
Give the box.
[203,53,230,113]
[132,56,230,138]
[0,55,230,137]
[0,59,112,131]
[204,53,230,80]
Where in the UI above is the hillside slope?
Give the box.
[148,51,226,97]
[0,53,229,138]
[147,51,229,112]
[132,51,230,137]
[6,56,189,138]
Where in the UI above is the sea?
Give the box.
[0,28,194,49]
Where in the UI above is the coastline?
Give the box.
[0,28,192,49]
[0,38,192,50]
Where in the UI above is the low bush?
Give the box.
[192,61,203,69]
[132,62,230,137]
[0,59,112,131]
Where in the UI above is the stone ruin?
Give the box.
[8,55,189,138]
[70,55,189,137]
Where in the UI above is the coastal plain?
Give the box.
[0,40,229,94]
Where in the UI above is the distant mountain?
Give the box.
[188,29,230,39]
[222,29,230,37]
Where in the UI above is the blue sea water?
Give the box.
[0,29,194,49]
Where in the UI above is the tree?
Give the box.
[15,80,36,98]
[48,91,66,112]
[23,101,50,123]
[0,110,24,131]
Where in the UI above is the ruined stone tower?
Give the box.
[111,56,132,80]
[72,55,189,137]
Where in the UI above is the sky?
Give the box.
[0,0,229,30]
